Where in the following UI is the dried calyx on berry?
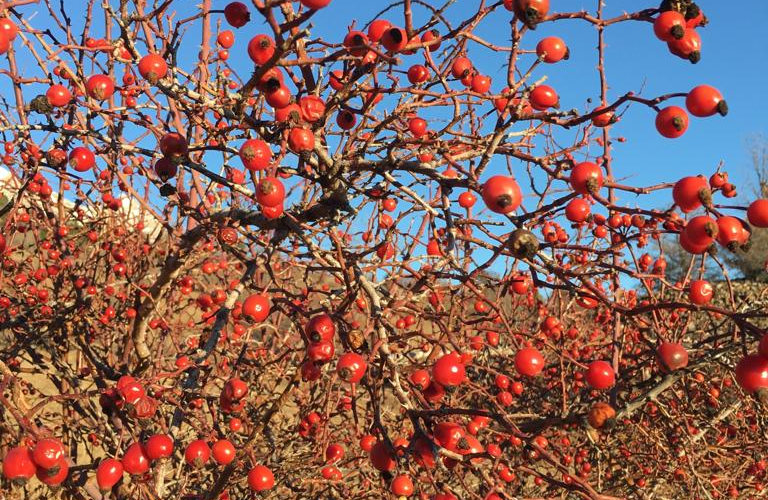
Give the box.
[30,95,54,114]
[508,228,540,260]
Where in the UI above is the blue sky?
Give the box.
[298,0,768,206]
[9,1,767,280]
[13,0,766,207]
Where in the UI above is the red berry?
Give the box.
[138,54,168,82]
[2,447,37,484]
[121,442,150,475]
[212,439,236,465]
[184,440,210,468]
[481,175,522,214]
[31,438,65,471]
[96,458,124,492]
[735,354,768,394]
[247,464,275,491]
[242,294,270,322]
[515,347,545,377]
[585,360,615,390]
[145,434,174,461]
[336,352,367,383]
[432,352,466,387]
[224,2,250,28]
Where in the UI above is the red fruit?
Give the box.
[421,29,441,51]
[336,352,367,383]
[591,106,616,127]
[458,191,476,208]
[154,157,177,182]
[391,474,414,496]
[32,438,65,470]
[223,378,248,401]
[426,238,442,257]
[656,342,689,372]
[569,161,603,195]
[434,422,466,450]
[369,441,396,472]
[184,440,210,468]
[529,85,558,110]
[36,458,68,486]
[0,30,8,55]
[86,74,115,100]
[408,117,428,137]
[300,0,331,8]
[117,375,145,404]
[224,2,250,28]
[239,139,272,171]
[672,175,709,213]
[324,443,345,464]
[407,64,430,84]
[710,172,728,190]
[288,128,315,153]
[2,446,37,484]
[653,11,686,42]
[247,464,275,491]
[536,36,568,63]
[321,465,342,479]
[716,216,748,247]
[493,87,513,113]
[585,360,615,390]
[160,132,188,158]
[248,34,275,65]
[336,110,356,129]
[360,434,377,452]
[689,279,713,305]
[69,146,96,172]
[299,95,326,123]
[410,369,430,390]
[0,18,17,41]
[747,200,768,228]
[242,293,270,322]
[681,215,718,249]
[217,30,235,48]
[367,20,392,43]
[46,84,71,107]
[565,198,590,223]
[212,440,236,465]
[735,355,768,394]
[515,347,545,377]
[306,314,336,342]
[122,442,150,475]
[256,177,285,207]
[273,102,299,123]
[679,230,709,255]
[145,434,174,461]
[655,106,689,138]
[470,74,492,93]
[96,458,124,492]
[432,352,466,387]
[451,57,472,79]
[381,26,407,52]
[510,0,550,27]
[481,175,522,214]
[686,85,727,117]
[138,54,168,82]
[256,67,284,91]
[307,340,335,364]
[668,28,701,63]
[343,30,369,57]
